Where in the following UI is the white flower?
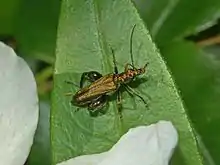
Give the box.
[0,42,39,165]
[57,120,178,165]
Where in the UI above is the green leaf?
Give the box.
[134,0,220,46]
[51,0,203,164]
[161,40,220,164]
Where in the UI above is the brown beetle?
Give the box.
[67,25,148,116]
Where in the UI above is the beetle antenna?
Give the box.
[111,47,118,74]
[130,24,136,69]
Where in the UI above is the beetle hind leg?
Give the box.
[116,90,123,119]
[87,95,108,117]
[80,71,103,88]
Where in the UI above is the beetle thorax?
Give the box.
[115,68,143,84]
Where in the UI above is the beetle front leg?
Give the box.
[80,71,103,88]
[124,63,135,72]
[124,63,130,72]
[123,84,149,107]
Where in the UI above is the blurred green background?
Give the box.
[1,0,220,164]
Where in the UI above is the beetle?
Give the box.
[66,24,148,117]
[65,71,108,116]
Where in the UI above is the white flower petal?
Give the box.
[0,42,39,165]
[57,120,178,165]
[57,152,108,165]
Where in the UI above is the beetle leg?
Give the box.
[65,71,102,89]
[64,81,79,97]
[87,71,103,81]
[80,71,102,88]
[80,72,89,88]
[117,90,123,119]
[124,63,129,72]
[65,72,102,98]
[65,80,80,88]
[88,95,108,116]
[88,97,107,110]
[124,63,135,72]
[123,84,148,107]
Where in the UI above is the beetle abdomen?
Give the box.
[73,74,117,104]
